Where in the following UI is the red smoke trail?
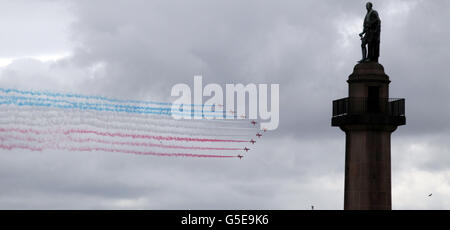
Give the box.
[0,144,43,151]
[0,127,248,143]
[67,137,243,151]
[0,134,243,151]
[0,143,239,158]
[67,146,238,158]
[64,129,249,143]
[0,127,44,135]
[0,135,40,142]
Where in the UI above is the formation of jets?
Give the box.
[236,120,271,160]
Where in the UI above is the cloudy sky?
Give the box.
[0,0,449,209]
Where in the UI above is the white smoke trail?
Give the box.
[0,106,254,130]
[0,106,255,138]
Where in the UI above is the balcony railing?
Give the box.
[332,97,405,117]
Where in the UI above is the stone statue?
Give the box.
[358,2,381,63]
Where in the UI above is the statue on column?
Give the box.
[358,2,381,63]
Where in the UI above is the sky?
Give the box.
[0,0,449,209]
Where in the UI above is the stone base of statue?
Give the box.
[332,62,406,210]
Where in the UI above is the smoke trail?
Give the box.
[0,118,252,138]
[0,143,239,158]
[68,137,244,151]
[65,129,249,143]
[0,96,227,118]
[0,127,250,143]
[0,106,251,128]
[0,134,244,151]
[0,94,226,115]
[0,107,255,134]
[0,87,211,107]
[0,115,253,137]
[0,143,43,151]
[68,146,239,158]
[0,90,233,119]
[0,88,255,159]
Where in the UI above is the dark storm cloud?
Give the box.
[1,0,450,209]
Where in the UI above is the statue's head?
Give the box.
[366,2,373,11]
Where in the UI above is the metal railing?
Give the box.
[332,97,405,117]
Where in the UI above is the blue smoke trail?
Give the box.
[0,88,214,107]
[0,94,224,115]
[0,95,229,118]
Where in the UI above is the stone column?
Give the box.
[332,62,406,210]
